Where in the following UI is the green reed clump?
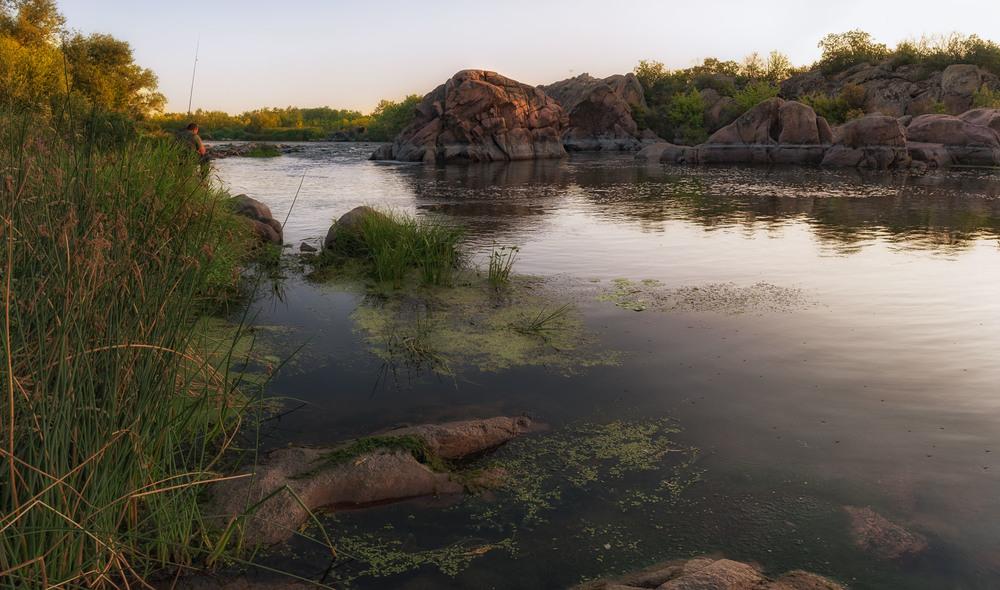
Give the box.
[487,242,519,286]
[0,110,258,588]
[245,143,281,158]
[326,208,466,289]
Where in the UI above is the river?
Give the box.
[209,142,1000,589]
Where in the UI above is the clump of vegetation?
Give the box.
[246,143,281,157]
[1,109,259,588]
[815,29,890,74]
[487,242,519,286]
[973,83,1000,108]
[322,209,466,289]
[799,82,866,125]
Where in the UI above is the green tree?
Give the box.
[63,32,165,118]
[0,0,64,46]
[366,94,421,141]
[633,59,669,95]
[816,29,889,74]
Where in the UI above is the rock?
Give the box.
[369,70,569,163]
[299,242,317,252]
[906,141,954,168]
[820,114,909,169]
[323,205,380,250]
[844,505,929,560]
[207,416,538,547]
[569,556,845,590]
[540,73,649,151]
[226,194,283,245]
[687,98,830,165]
[905,113,1000,165]
[780,63,994,118]
[958,107,1000,134]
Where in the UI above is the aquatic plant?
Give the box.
[324,208,466,289]
[487,242,519,286]
[0,110,261,587]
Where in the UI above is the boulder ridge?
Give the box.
[370,70,568,163]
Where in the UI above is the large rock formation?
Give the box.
[207,416,540,547]
[370,70,568,163]
[820,114,910,169]
[904,109,1000,165]
[638,100,1000,169]
[780,63,1000,117]
[685,98,832,165]
[539,73,653,151]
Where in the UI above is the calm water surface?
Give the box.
[211,143,1000,589]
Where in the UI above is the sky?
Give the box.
[55,0,1000,116]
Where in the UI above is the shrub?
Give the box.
[973,84,1000,108]
[732,80,780,115]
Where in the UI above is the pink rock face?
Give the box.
[540,73,648,151]
[371,70,569,163]
[907,113,1000,147]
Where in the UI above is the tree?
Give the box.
[816,30,889,74]
[63,32,165,118]
[0,0,65,107]
[0,0,64,47]
[633,59,668,95]
[366,94,421,141]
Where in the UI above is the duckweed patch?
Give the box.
[467,418,703,528]
[350,277,619,377]
[598,279,812,315]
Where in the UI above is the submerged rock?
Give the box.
[207,416,540,547]
[540,73,650,151]
[570,556,845,589]
[370,70,568,163]
[844,505,929,560]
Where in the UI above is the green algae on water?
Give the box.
[350,276,619,376]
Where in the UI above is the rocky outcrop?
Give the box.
[226,194,283,245]
[820,114,910,169]
[369,70,568,163]
[780,63,1000,117]
[540,73,651,151]
[685,98,832,165]
[904,110,1000,165]
[207,416,540,547]
[640,99,998,169]
[570,556,845,590]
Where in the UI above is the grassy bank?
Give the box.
[1,110,258,587]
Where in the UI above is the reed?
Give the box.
[1,110,258,588]
[487,242,519,287]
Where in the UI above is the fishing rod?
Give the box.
[187,33,200,116]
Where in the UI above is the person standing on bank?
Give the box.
[178,122,206,157]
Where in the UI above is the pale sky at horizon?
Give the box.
[55,0,1000,115]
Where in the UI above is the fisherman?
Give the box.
[177,122,206,157]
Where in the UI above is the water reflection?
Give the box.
[383,154,1000,255]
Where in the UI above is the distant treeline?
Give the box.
[152,95,423,142]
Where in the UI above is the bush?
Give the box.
[731,80,780,116]
[973,84,1000,108]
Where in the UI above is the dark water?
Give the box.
[212,144,1000,589]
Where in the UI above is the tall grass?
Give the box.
[326,209,466,289]
[1,111,257,587]
[487,242,519,287]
